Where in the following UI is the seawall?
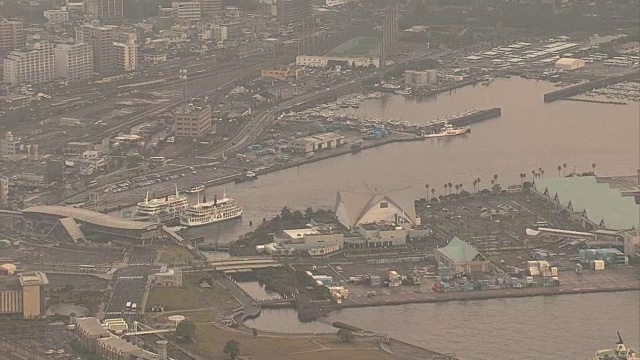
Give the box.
[543,71,640,102]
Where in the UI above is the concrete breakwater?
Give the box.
[562,98,628,106]
[543,71,640,102]
[448,107,501,127]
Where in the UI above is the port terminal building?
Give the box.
[533,176,640,259]
[288,132,344,153]
[22,205,163,243]
[435,237,490,274]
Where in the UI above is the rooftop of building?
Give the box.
[75,317,110,337]
[334,186,417,228]
[359,222,403,231]
[436,237,487,264]
[0,276,21,291]
[535,176,639,230]
[174,100,211,114]
[18,271,48,286]
[22,205,158,231]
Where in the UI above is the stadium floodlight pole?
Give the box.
[179,69,188,101]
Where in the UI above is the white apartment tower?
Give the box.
[113,31,137,72]
[55,42,94,81]
[2,42,55,85]
[171,2,202,22]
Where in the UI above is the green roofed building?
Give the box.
[435,237,489,274]
[533,176,639,231]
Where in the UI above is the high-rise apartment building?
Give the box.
[3,42,55,85]
[0,20,25,51]
[113,31,137,72]
[0,132,20,156]
[200,0,221,18]
[171,2,202,22]
[276,0,311,24]
[54,42,94,81]
[78,24,116,74]
[174,101,214,138]
[97,0,124,19]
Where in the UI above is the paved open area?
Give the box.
[105,265,159,317]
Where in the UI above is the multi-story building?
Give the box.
[77,24,116,74]
[54,42,94,81]
[97,0,124,19]
[200,0,221,17]
[0,176,9,207]
[44,9,70,25]
[0,132,21,156]
[173,100,214,138]
[0,272,48,318]
[276,0,311,25]
[3,42,55,85]
[113,31,137,72]
[0,20,25,51]
[171,1,202,22]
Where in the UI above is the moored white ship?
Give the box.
[180,190,243,227]
[136,186,189,219]
[423,122,471,138]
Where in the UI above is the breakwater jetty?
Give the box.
[562,98,628,106]
[448,107,501,127]
[543,71,640,102]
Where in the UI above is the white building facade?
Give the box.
[3,42,55,85]
[54,42,94,81]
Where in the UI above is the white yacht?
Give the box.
[136,186,189,219]
[423,122,471,138]
[180,190,243,227]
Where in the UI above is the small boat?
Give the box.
[394,88,412,96]
[235,171,258,184]
[593,333,639,360]
[185,184,204,194]
[423,122,471,138]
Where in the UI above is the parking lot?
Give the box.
[0,242,124,266]
[127,247,158,265]
[46,273,109,291]
[105,265,159,318]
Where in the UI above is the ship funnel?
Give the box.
[214,195,217,206]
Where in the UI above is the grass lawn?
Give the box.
[158,247,195,265]
[342,36,380,55]
[146,276,238,315]
[185,323,397,360]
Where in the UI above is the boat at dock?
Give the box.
[592,333,639,360]
[394,88,413,96]
[235,171,258,184]
[136,186,189,219]
[423,122,471,138]
[180,190,243,227]
[185,184,204,194]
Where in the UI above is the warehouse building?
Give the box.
[0,271,49,318]
[296,55,380,68]
[435,237,489,274]
[555,58,585,70]
[289,132,344,153]
[273,225,345,256]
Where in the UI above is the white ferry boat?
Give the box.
[180,191,243,227]
[592,333,639,360]
[423,122,471,138]
[185,184,204,194]
[136,186,189,218]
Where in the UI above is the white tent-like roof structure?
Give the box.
[334,185,418,230]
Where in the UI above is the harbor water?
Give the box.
[248,291,640,360]
[183,77,640,243]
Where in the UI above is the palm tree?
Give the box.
[541,169,545,178]
[491,179,495,186]
[473,179,478,193]
[532,170,536,181]
[444,183,448,195]
[592,163,596,175]
[563,163,567,177]
[431,188,436,200]
[459,184,463,193]
[425,184,430,198]
[493,174,499,184]
[455,184,460,194]
[448,182,453,195]
[477,178,481,191]
[557,165,562,177]
[519,173,524,185]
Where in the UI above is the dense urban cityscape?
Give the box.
[0,0,639,359]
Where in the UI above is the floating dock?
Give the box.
[448,107,502,127]
[543,72,640,102]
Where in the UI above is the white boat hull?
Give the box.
[180,211,242,227]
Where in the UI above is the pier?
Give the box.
[543,71,640,102]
